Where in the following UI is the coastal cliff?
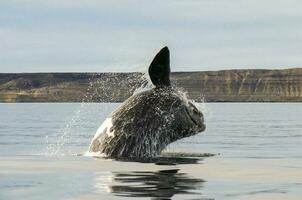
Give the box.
[0,68,301,102]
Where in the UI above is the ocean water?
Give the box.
[0,103,301,200]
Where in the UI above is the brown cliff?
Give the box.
[0,68,301,102]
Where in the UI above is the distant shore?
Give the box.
[0,68,302,102]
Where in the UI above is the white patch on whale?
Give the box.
[83,151,108,158]
[93,117,115,140]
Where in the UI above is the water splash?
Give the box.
[45,73,148,156]
[45,103,87,156]
[133,72,154,94]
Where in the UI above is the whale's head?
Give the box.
[168,95,206,141]
[144,88,206,148]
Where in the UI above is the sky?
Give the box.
[0,0,302,73]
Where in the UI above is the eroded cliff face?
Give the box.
[0,68,301,102]
[0,73,143,102]
[172,68,302,102]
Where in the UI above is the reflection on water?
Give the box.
[114,156,203,165]
[95,169,209,200]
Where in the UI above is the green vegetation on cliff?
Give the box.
[0,68,301,102]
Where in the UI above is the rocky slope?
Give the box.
[0,68,301,102]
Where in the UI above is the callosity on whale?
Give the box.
[89,47,206,159]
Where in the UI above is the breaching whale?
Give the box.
[89,47,205,159]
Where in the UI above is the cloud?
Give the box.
[0,0,302,72]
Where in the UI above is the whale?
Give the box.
[89,47,205,160]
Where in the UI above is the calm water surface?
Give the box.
[0,103,301,200]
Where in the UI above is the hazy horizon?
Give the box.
[1,0,302,73]
[0,66,301,74]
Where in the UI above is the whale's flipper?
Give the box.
[148,46,171,87]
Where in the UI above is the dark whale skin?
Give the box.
[89,87,205,159]
[89,47,206,159]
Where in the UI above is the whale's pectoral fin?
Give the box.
[148,46,171,88]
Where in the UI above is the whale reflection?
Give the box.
[96,169,208,200]
[115,156,202,165]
